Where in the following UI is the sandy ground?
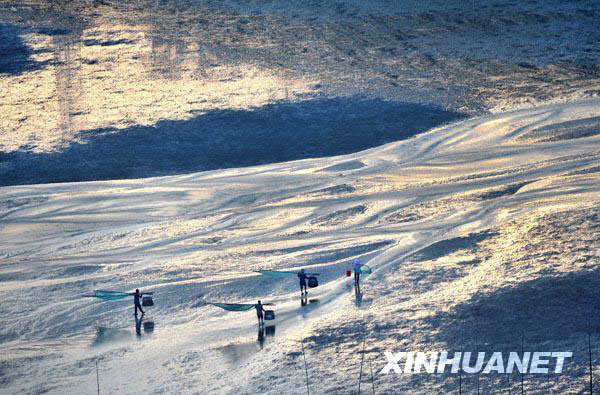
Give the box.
[1,98,600,393]
[1,0,599,185]
[1,1,600,393]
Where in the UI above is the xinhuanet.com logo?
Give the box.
[380,351,573,374]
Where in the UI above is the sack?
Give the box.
[346,270,352,277]
[308,276,318,288]
[142,296,154,306]
[264,310,275,320]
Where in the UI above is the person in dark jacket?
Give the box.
[132,289,144,316]
[298,269,308,295]
[255,300,265,326]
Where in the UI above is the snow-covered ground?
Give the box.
[1,98,600,393]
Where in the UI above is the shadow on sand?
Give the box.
[0,24,59,76]
[429,267,600,349]
[1,97,465,186]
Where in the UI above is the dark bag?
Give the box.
[264,310,275,320]
[142,296,154,306]
[308,276,318,288]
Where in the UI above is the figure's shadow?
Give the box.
[257,324,276,349]
[135,315,155,337]
[92,325,131,346]
[355,288,363,307]
[2,97,465,186]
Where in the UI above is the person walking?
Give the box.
[352,260,362,291]
[255,300,265,326]
[132,289,144,316]
[298,269,308,295]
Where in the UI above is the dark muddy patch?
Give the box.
[409,230,498,262]
[309,183,356,195]
[311,204,368,226]
[474,181,532,200]
[321,160,366,172]
[520,116,600,143]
